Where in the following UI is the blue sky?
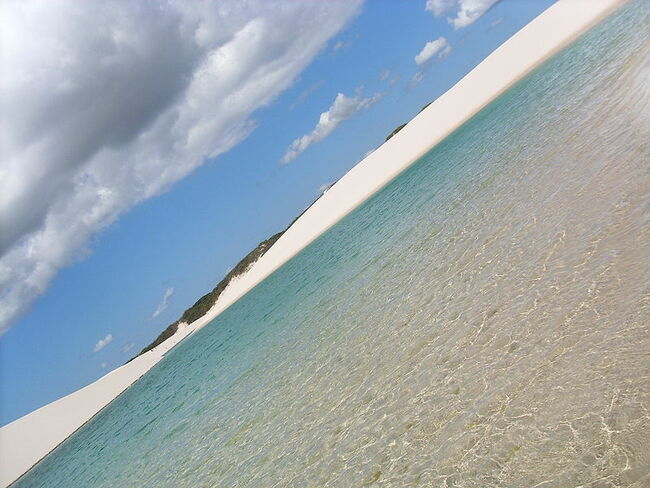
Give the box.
[0,0,555,424]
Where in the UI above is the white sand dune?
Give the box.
[0,1,625,486]
[0,323,197,487]
[192,0,627,331]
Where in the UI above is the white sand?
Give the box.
[0,323,197,487]
[194,0,627,329]
[0,1,625,485]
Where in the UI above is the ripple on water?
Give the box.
[13,2,650,487]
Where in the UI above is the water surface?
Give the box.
[15,3,650,487]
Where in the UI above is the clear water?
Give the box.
[14,3,650,487]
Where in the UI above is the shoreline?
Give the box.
[0,1,626,486]
[189,0,627,332]
[0,322,198,487]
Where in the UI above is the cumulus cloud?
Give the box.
[93,334,113,353]
[414,37,451,65]
[0,0,362,334]
[152,287,174,319]
[122,342,135,354]
[281,91,383,164]
[426,0,499,29]
[379,69,392,82]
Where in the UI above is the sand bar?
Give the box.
[0,1,625,486]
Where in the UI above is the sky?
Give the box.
[0,0,556,425]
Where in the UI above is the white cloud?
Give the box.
[101,362,109,369]
[379,69,391,82]
[152,287,174,319]
[122,342,135,354]
[281,91,383,164]
[331,39,353,55]
[426,0,498,29]
[288,80,325,111]
[490,16,504,29]
[93,333,113,353]
[414,37,451,65]
[425,0,456,16]
[0,0,362,334]
[411,71,426,86]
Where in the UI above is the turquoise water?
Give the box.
[15,3,649,487]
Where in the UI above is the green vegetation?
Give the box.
[384,123,406,142]
[179,231,284,326]
[384,101,433,142]
[134,322,179,358]
[418,101,432,114]
[132,231,285,360]
[134,99,439,362]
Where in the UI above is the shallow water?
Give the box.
[15,2,650,487]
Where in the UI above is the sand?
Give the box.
[0,323,197,487]
[193,0,628,329]
[0,1,626,486]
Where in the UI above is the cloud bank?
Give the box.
[426,0,498,29]
[281,91,383,164]
[415,37,451,65]
[0,0,362,334]
[152,287,175,319]
[93,334,113,353]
